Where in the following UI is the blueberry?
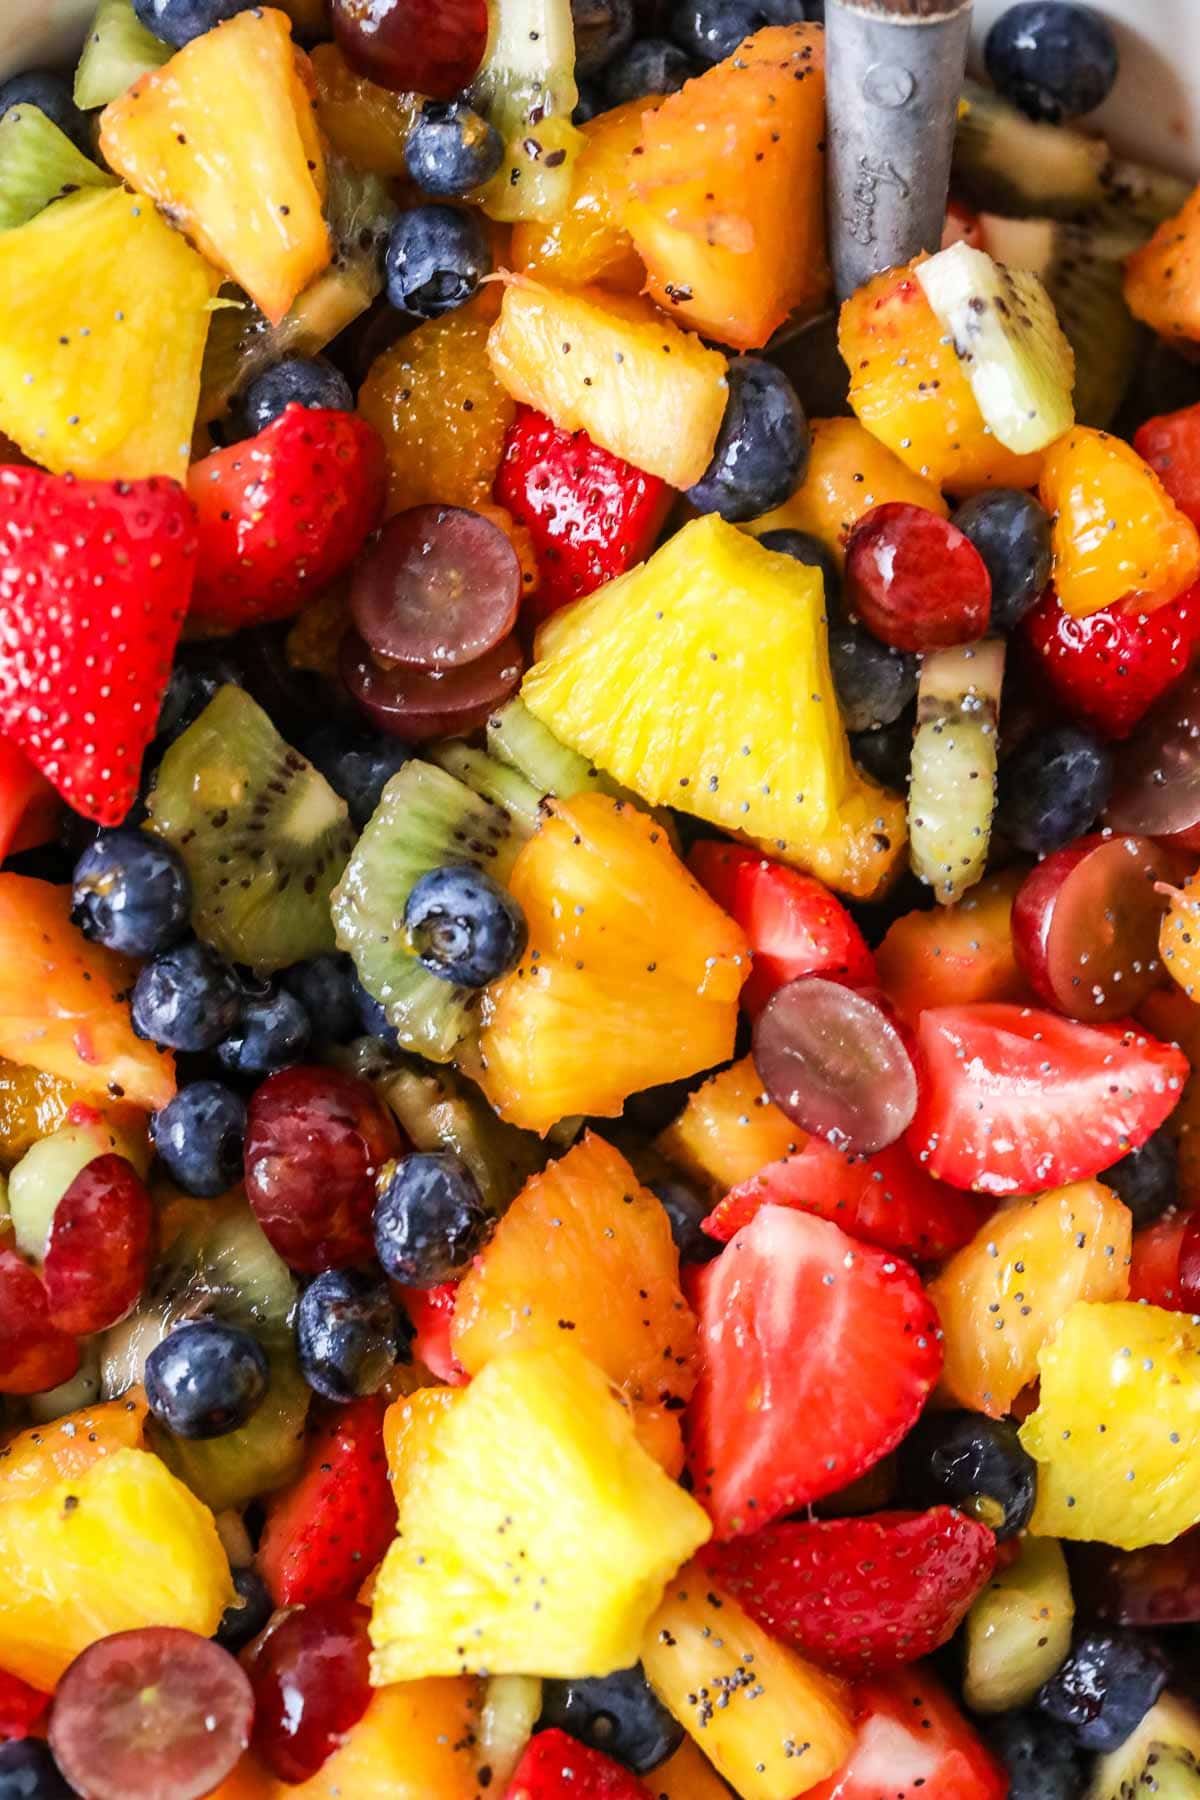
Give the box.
[296,1268,401,1401]
[985,2,1118,124]
[686,358,810,524]
[982,1712,1084,1800]
[351,974,401,1047]
[850,708,916,794]
[374,1150,492,1287]
[239,357,354,435]
[1037,1628,1168,1752]
[671,0,804,64]
[70,829,191,960]
[996,725,1113,855]
[404,100,504,199]
[0,70,89,154]
[896,1410,1037,1540]
[572,0,636,73]
[828,623,919,734]
[303,725,411,829]
[215,1566,274,1654]
[651,1178,720,1264]
[1100,1125,1179,1229]
[217,987,311,1077]
[145,1320,269,1439]
[385,204,492,320]
[540,1665,684,1774]
[602,38,696,105]
[132,0,257,46]
[0,1739,74,1800]
[952,489,1053,633]
[282,954,361,1044]
[405,865,528,988]
[758,528,842,614]
[152,1080,247,1198]
[132,940,243,1052]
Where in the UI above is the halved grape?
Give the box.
[48,1628,253,1800]
[1107,668,1200,839]
[0,1248,78,1396]
[752,977,920,1155]
[845,503,992,652]
[331,0,489,98]
[43,1154,154,1337]
[341,630,524,740]
[249,1600,372,1784]
[1012,835,1181,1023]
[350,505,521,669]
[1180,1214,1200,1313]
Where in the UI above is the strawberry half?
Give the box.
[706,1508,996,1675]
[801,1668,1007,1800]
[505,1729,654,1799]
[1135,401,1200,527]
[905,1003,1189,1197]
[493,406,671,625]
[703,1138,989,1263]
[1022,582,1200,740]
[1128,1214,1193,1310]
[395,1280,468,1386]
[0,467,196,825]
[689,840,876,1015]
[255,1397,396,1608]
[686,1205,942,1540]
[188,404,386,631]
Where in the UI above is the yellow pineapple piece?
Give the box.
[745,416,948,568]
[452,1132,698,1405]
[963,1535,1074,1714]
[522,515,907,898]
[642,1565,854,1800]
[369,1343,711,1682]
[0,186,218,481]
[478,793,748,1132]
[1020,1300,1200,1549]
[511,98,654,292]
[310,42,418,177]
[0,1446,233,1689]
[655,1055,800,1196]
[100,8,329,325]
[649,1739,733,1799]
[487,277,728,490]
[0,1395,147,1497]
[928,1181,1132,1419]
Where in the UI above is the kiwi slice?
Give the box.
[1089,159,1195,255]
[429,742,544,836]
[332,758,531,1064]
[486,698,680,847]
[954,81,1108,219]
[1088,1695,1200,1800]
[145,683,355,976]
[198,155,396,425]
[374,1056,546,1212]
[73,0,171,111]
[0,105,115,232]
[909,639,1004,905]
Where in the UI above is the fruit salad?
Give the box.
[0,0,1199,1794]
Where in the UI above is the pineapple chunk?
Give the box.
[0,1395,147,1496]
[369,1343,712,1682]
[522,516,907,898]
[100,8,329,325]
[963,1535,1074,1714]
[487,277,728,489]
[0,186,218,480]
[655,1055,801,1196]
[928,1180,1133,1418]
[1020,1301,1200,1549]
[642,1565,854,1800]
[0,1446,233,1689]
[451,1132,698,1405]
[651,1740,733,1799]
[477,793,748,1131]
[511,97,653,292]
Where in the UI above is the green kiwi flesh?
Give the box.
[486,697,626,801]
[0,105,115,232]
[1088,1695,1200,1799]
[373,1056,546,1211]
[954,82,1108,219]
[429,742,544,835]
[73,0,171,110]
[145,683,355,975]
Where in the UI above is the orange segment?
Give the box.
[1125,184,1200,345]
[311,42,419,177]
[655,1055,801,1195]
[0,1058,151,1172]
[874,868,1031,1025]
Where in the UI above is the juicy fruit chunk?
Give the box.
[0,186,218,480]
[1040,427,1200,616]
[0,1059,149,1173]
[929,1181,1132,1418]
[468,0,582,224]
[655,1056,801,1195]
[511,97,652,292]
[623,25,828,350]
[369,1343,712,1680]
[257,1398,396,1608]
[0,1397,147,1497]
[310,42,419,176]
[478,794,748,1131]
[839,262,1045,494]
[1021,1300,1200,1548]
[0,101,116,232]
[1125,184,1200,344]
[802,1667,1007,1800]
[487,279,728,490]
[100,8,329,324]
[875,868,1028,1023]
[505,1730,653,1799]
[452,1132,697,1405]
[523,516,907,899]
[0,876,174,1111]
[1135,401,1200,526]
[963,1534,1074,1713]
[651,1740,732,1799]
[642,1567,854,1800]
[0,1447,232,1690]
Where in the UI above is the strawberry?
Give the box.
[0,739,58,862]
[188,404,386,631]
[1022,581,1200,740]
[705,1508,996,1675]
[905,1003,1189,1197]
[395,1280,469,1387]
[801,1668,1007,1800]
[255,1397,396,1608]
[688,841,876,1015]
[1135,401,1200,527]
[703,1138,989,1263]
[0,1667,49,1738]
[505,1729,654,1799]
[1128,1213,1192,1309]
[0,467,195,825]
[686,1205,942,1540]
[493,406,671,625]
